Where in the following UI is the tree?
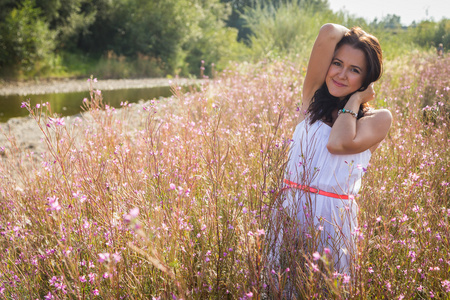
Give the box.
[411,20,438,47]
[35,0,98,50]
[0,0,56,76]
[435,19,450,51]
[78,0,241,76]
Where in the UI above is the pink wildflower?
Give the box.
[98,253,110,263]
[48,117,65,126]
[44,292,54,300]
[409,172,419,181]
[129,207,139,218]
[312,252,321,261]
[442,280,450,292]
[112,252,121,263]
[88,272,96,284]
[343,275,350,284]
[124,207,139,223]
[47,196,61,211]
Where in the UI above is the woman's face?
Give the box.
[325,44,367,100]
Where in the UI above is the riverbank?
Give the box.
[0,77,200,96]
[0,77,202,158]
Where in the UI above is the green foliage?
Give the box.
[370,14,403,29]
[409,19,450,52]
[0,0,57,77]
[410,20,439,48]
[76,0,243,76]
[220,0,330,43]
[0,0,449,80]
[436,19,450,48]
[242,0,338,62]
[0,0,17,21]
[182,0,247,75]
[220,0,257,42]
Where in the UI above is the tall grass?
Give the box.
[241,1,425,68]
[358,53,449,299]
[242,1,340,63]
[0,53,449,298]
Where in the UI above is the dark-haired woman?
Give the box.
[282,24,392,276]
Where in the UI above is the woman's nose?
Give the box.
[337,68,347,79]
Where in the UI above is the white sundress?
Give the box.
[282,118,372,274]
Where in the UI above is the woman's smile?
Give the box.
[331,79,346,87]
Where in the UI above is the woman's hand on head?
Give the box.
[350,83,376,104]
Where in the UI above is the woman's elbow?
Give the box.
[319,24,337,37]
[319,23,346,40]
[326,141,343,154]
[326,140,357,155]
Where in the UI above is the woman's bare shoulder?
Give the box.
[361,109,392,153]
[364,108,392,121]
[360,108,393,135]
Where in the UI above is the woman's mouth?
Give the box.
[332,79,346,87]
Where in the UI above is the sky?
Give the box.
[327,0,450,26]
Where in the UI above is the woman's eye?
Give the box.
[352,68,360,74]
[333,61,341,66]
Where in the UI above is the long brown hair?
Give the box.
[307,27,383,124]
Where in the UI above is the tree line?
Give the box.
[0,0,448,80]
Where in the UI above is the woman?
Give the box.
[281,24,392,276]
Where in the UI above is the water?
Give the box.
[0,86,173,123]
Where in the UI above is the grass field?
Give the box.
[0,53,449,299]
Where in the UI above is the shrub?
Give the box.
[0,0,56,78]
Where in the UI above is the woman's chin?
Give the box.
[329,91,346,99]
[330,90,355,100]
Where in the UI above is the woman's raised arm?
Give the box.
[301,24,349,116]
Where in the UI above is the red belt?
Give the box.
[283,179,350,200]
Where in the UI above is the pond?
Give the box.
[0,86,173,123]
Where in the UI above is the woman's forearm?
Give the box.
[327,98,361,153]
